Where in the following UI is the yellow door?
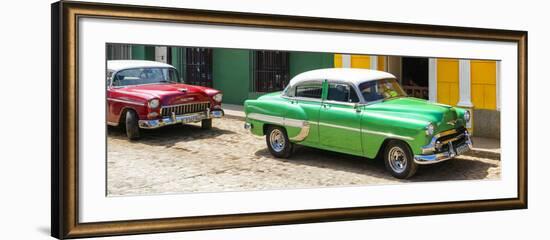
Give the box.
[436,59,459,106]
[351,55,371,69]
[334,54,343,68]
[377,56,386,71]
[334,54,386,71]
[471,60,497,110]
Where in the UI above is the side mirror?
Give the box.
[354,103,362,112]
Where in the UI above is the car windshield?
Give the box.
[358,78,407,102]
[111,67,180,87]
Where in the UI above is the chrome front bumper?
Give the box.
[414,130,473,165]
[138,110,224,129]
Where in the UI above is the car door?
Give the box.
[319,81,363,155]
[290,80,323,144]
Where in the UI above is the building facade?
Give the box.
[107,44,499,138]
[331,54,499,138]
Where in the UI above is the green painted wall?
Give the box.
[289,52,334,78]
[131,46,155,60]
[170,47,186,82]
[212,49,252,105]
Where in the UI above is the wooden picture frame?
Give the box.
[51,1,527,239]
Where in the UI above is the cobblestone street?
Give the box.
[107,118,501,196]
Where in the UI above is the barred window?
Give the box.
[185,48,213,87]
[106,44,132,60]
[252,50,290,93]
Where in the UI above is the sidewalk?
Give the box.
[222,103,500,160]
[222,103,246,120]
[469,136,500,160]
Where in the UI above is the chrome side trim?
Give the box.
[247,113,309,141]
[317,122,361,133]
[313,120,414,141]
[284,118,308,128]
[361,128,414,141]
[316,121,414,141]
[289,122,310,141]
[249,113,415,141]
[107,98,146,106]
[247,113,307,128]
[248,113,284,125]
[282,96,323,103]
[322,100,359,107]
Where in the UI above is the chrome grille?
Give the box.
[435,127,467,152]
[161,102,210,117]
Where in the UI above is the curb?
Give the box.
[223,113,245,121]
[464,149,500,160]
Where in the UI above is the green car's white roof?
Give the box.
[289,68,396,87]
[107,60,175,72]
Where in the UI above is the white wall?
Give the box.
[0,0,545,239]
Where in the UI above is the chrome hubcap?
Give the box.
[388,146,407,174]
[269,129,286,152]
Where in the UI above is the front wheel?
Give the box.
[384,140,417,179]
[125,110,141,140]
[266,126,293,158]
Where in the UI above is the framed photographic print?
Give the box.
[51,1,527,239]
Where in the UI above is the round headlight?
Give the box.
[425,123,435,136]
[213,93,223,102]
[464,110,471,122]
[148,99,160,109]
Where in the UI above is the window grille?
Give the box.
[185,48,213,87]
[252,50,290,93]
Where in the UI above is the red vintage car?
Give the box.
[106,60,224,139]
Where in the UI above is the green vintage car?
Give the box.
[244,68,472,179]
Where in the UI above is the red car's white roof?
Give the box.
[107,60,175,72]
[289,68,396,87]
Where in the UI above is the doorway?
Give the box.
[401,57,429,99]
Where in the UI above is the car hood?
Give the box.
[116,83,212,105]
[365,97,461,130]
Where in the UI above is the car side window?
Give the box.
[327,83,359,103]
[295,82,323,99]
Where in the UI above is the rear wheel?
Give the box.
[384,140,417,179]
[125,110,141,140]
[201,119,212,129]
[266,126,293,158]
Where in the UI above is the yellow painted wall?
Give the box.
[377,56,386,71]
[437,59,460,106]
[351,55,371,69]
[334,54,343,68]
[334,54,378,69]
[471,60,497,110]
